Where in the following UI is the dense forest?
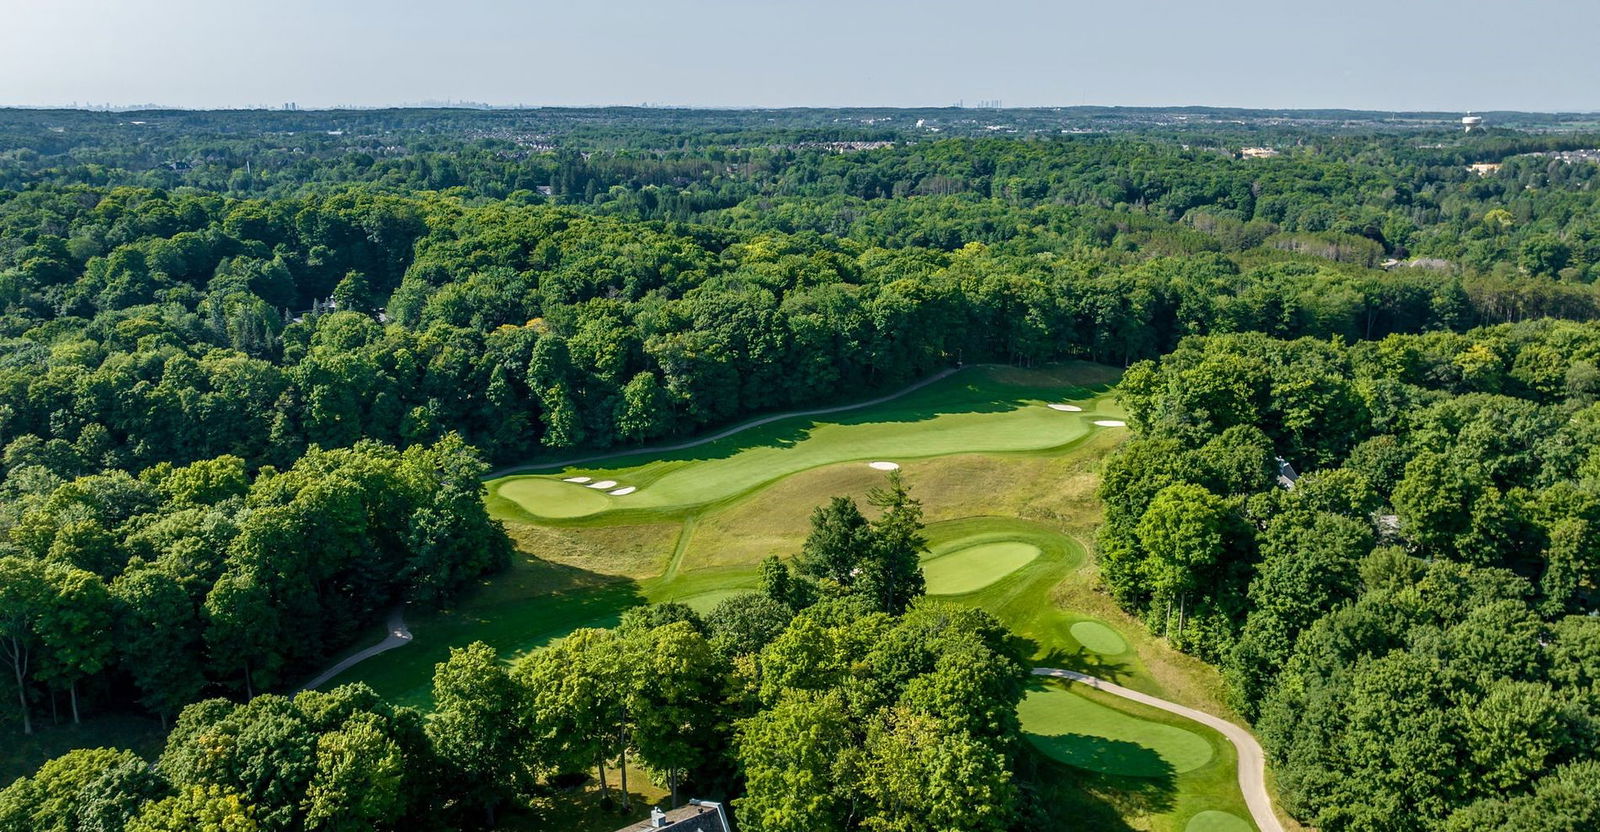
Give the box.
[2,107,1600,830]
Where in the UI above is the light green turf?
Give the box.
[923,540,1042,595]
[1070,620,1130,655]
[1019,686,1216,777]
[485,365,1121,522]
[1185,810,1253,832]
[321,364,1258,830]
[497,478,615,519]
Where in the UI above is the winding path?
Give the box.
[1032,668,1283,832]
[486,367,962,478]
[302,369,970,689]
[301,607,413,691]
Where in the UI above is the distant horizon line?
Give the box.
[3,102,1598,117]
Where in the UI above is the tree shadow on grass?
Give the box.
[1015,739,1178,831]
[497,364,1123,476]
[1031,643,1138,686]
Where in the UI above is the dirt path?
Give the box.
[1032,667,1284,832]
[301,607,413,691]
[486,367,962,478]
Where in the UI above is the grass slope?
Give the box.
[324,363,1271,832]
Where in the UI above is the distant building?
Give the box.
[613,800,732,832]
[1240,147,1280,159]
[1467,163,1501,176]
[1463,114,1484,133]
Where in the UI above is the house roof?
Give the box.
[612,802,732,832]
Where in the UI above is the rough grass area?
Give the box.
[320,362,1277,831]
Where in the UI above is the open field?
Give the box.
[329,362,1274,831]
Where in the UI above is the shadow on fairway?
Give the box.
[1033,644,1138,686]
[499,363,1122,476]
[1014,741,1177,830]
[325,557,649,705]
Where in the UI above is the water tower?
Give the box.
[1462,113,1484,133]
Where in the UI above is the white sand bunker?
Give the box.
[868,461,901,471]
[1047,404,1083,412]
[609,486,637,496]
[1093,420,1127,427]
[586,480,619,489]
[563,476,592,483]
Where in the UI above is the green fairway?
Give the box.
[1070,620,1130,655]
[485,363,1122,523]
[1185,810,1253,832]
[1019,685,1215,777]
[322,362,1259,831]
[923,540,1042,595]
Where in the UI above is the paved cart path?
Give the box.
[1032,667,1284,832]
[302,607,412,691]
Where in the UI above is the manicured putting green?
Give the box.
[495,478,614,519]
[1185,810,1252,832]
[1070,620,1129,655]
[922,541,1041,595]
[1019,687,1214,777]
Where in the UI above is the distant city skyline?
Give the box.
[2,0,1598,112]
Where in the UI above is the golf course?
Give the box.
[326,362,1273,832]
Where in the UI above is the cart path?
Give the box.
[302,607,413,691]
[1031,667,1284,832]
[486,367,962,478]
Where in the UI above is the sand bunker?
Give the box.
[868,461,900,471]
[609,486,637,496]
[563,476,592,483]
[1047,404,1083,412]
[586,480,619,489]
[1092,420,1126,427]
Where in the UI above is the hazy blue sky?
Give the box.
[2,0,1596,111]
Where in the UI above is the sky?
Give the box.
[1,0,1597,112]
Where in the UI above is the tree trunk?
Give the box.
[670,770,678,809]
[596,755,609,804]
[8,637,30,735]
[617,745,630,809]
[50,689,58,725]
[70,682,80,724]
[244,660,253,699]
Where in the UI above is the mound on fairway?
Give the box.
[1019,686,1214,777]
[923,541,1041,595]
[1070,621,1129,655]
[495,478,612,519]
[1185,810,1252,832]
